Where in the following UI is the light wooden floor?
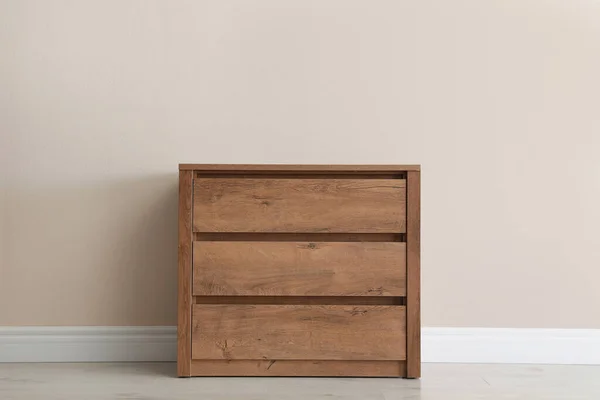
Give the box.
[1,363,599,399]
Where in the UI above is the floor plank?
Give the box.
[0,363,599,399]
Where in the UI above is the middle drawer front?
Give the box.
[193,241,406,296]
[192,305,406,360]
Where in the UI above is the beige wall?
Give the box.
[2,0,600,328]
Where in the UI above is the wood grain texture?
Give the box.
[177,171,193,377]
[406,171,421,378]
[192,305,406,361]
[194,296,405,305]
[180,164,420,171]
[179,164,419,377]
[190,360,406,377]
[193,178,406,233]
[193,241,406,296]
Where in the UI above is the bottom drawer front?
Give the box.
[192,305,406,360]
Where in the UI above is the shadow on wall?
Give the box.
[2,174,178,326]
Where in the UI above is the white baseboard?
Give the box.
[1,326,599,364]
[423,327,600,365]
[0,326,176,362]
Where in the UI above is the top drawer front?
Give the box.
[193,178,406,233]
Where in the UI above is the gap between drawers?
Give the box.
[194,232,406,242]
[194,296,406,306]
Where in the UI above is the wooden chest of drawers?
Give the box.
[178,164,420,377]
